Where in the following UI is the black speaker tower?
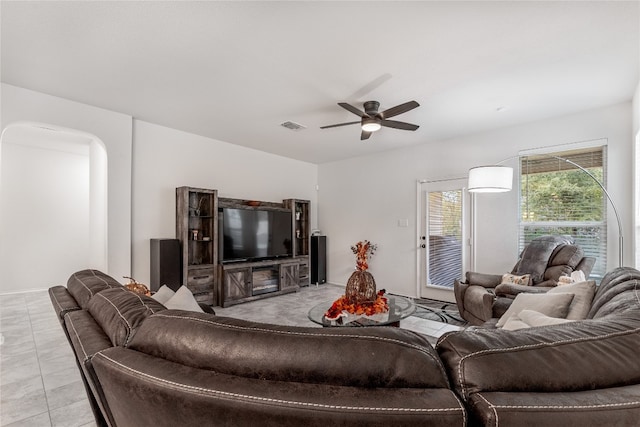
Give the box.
[150,239,182,292]
[311,235,326,285]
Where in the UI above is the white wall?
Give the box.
[633,81,640,268]
[318,102,633,297]
[0,132,90,290]
[131,120,318,285]
[1,84,133,282]
[633,81,640,137]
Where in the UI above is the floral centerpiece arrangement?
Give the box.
[324,240,388,322]
[352,240,377,272]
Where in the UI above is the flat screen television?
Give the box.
[219,207,292,263]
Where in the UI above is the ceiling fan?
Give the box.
[321,100,420,140]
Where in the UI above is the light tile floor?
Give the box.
[0,284,461,426]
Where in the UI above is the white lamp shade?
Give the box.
[468,166,513,193]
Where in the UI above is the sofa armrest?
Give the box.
[49,286,81,322]
[465,272,503,288]
[436,315,640,400]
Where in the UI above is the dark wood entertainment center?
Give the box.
[176,187,310,307]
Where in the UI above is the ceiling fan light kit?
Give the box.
[361,117,382,132]
[321,100,420,141]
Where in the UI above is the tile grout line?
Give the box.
[25,296,55,427]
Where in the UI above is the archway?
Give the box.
[0,122,107,292]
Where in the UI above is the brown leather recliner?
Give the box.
[454,235,596,325]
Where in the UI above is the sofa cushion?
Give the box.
[514,236,570,283]
[67,269,123,309]
[548,280,596,320]
[436,315,640,400]
[87,287,166,347]
[542,244,584,282]
[128,311,450,389]
[589,267,640,319]
[496,292,575,328]
[93,346,466,427]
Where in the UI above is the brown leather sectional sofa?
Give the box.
[49,267,640,426]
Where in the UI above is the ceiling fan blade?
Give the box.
[361,130,372,140]
[320,121,360,129]
[380,100,420,119]
[338,102,369,118]
[380,119,419,131]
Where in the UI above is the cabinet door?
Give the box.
[280,263,299,291]
[223,267,252,303]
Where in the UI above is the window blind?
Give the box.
[519,146,607,280]
[428,190,463,287]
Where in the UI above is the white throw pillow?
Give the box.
[518,309,576,327]
[151,285,176,305]
[548,280,596,320]
[496,292,575,328]
[164,286,204,313]
[501,273,531,286]
[501,315,530,331]
[502,309,576,331]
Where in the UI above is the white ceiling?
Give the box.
[2,1,639,164]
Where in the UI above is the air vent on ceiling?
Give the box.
[280,121,307,131]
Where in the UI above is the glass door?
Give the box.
[419,179,471,302]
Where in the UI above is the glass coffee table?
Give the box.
[308,295,416,327]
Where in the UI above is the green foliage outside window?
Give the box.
[521,168,604,222]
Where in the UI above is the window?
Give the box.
[519,146,606,280]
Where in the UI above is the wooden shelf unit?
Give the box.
[176,187,218,305]
[283,199,310,287]
[176,189,311,307]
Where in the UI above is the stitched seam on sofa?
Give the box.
[436,328,486,350]
[450,387,468,427]
[129,290,158,314]
[95,353,464,414]
[67,315,90,362]
[457,325,640,397]
[474,393,499,427]
[90,269,111,287]
[152,312,437,361]
[50,290,63,316]
[74,272,94,297]
[50,291,80,318]
[96,293,133,346]
[435,330,466,348]
[490,402,640,410]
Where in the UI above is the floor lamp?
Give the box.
[467,155,623,267]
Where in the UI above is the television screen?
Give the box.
[220,208,292,262]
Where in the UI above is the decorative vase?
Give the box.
[345,240,378,305]
[345,270,377,304]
